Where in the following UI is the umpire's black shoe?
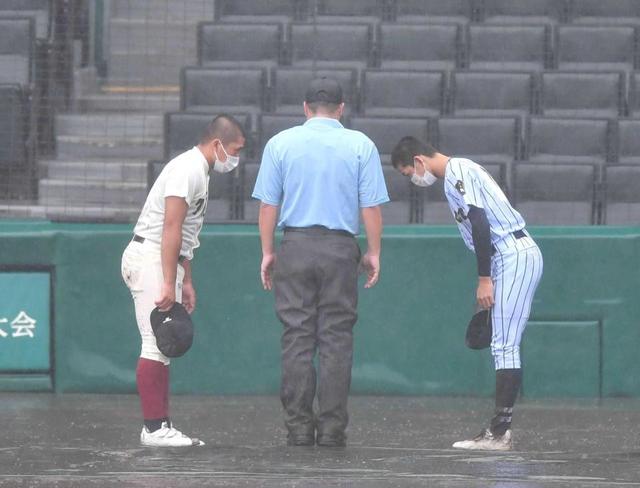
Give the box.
[286,431,315,447]
[316,432,346,447]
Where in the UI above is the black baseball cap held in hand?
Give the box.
[465,309,492,350]
[150,302,194,358]
[305,77,343,104]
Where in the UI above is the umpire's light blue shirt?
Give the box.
[252,117,389,235]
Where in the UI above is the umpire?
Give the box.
[252,78,389,447]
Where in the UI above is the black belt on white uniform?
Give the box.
[491,229,527,255]
[133,234,187,263]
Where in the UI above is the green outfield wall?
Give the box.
[0,221,639,398]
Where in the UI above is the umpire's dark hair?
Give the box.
[391,136,438,169]
[200,114,245,145]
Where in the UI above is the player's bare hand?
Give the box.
[361,252,380,289]
[155,282,176,311]
[477,277,494,310]
[182,281,196,314]
[261,253,276,291]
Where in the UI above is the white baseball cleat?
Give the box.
[452,428,513,451]
[140,421,205,447]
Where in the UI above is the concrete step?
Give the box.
[39,159,149,182]
[56,135,163,160]
[76,92,179,113]
[111,0,214,22]
[108,18,198,54]
[56,113,163,138]
[0,203,140,222]
[107,52,195,85]
[38,179,148,206]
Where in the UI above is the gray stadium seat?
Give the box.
[349,116,430,164]
[361,70,445,117]
[604,165,640,225]
[180,68,266,116]
[479,0,567,24]
[379,23,463,71]
[514,163,596,225]
[394,0,475,24]
[289,23,373,69]
[540,72,625,118]
[556,25,637,73]
[0,17,34,86]
[616,120,640,165]
[271,68,358,115]
[450,71,536,118]
[312,0,389,23]
[198,23,284,69]
[241,162,262,222]
[570,0,640,26]
[0,84,28,170]
[148,159,236,222]
[164,112,250,160]
[214,0,304,23]
[258,114,306,155]
[382,166,413,224]
[0,0,50,39]
[467,24,551,71]
[435,117,521,191]
[628,72,640,117]
[525,117,612,166]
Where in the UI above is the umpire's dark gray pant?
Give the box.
[274,226,360,437]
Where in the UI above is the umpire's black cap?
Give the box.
[150,302,194,358]
[305,77,343,104]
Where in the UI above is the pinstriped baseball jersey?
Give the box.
[444,158,525,252]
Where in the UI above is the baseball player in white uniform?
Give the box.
[121,115,245,447]
[391,136,543,451]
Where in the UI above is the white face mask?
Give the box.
[213,142,239,174]
[410,163,437,187]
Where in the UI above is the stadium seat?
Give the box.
[540,72,625,118]
[214,0,304,23]
[258,114,306,156]
[479,0,568,24]
[271,68,358,115]
[180,68,267,116]
[289,23,374,69]
[241,162,262,222]
[198,23,284,69]
[379,23,462,71]
[349,116,430,164]
[603,165,640,225]
[513,162,596,224]
[0,17,34,86]
[627,72,640,117]
[450,71,536,118]
[382,166,413,224]
[616,119,640,165]
[570,0,640,26]
[555,25,637,73]
[419,178,451,224]
[525,117,612,166]
[467,24,551,71]
[361,70,446,117]
[393,0,475,24]
[164,112,250,160]
[0,84,28,170]
[312,0,389,23]
[0,0,50,39]
[435,117,521,190]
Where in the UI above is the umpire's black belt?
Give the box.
[133,234,187,263]
[284,225,354,238]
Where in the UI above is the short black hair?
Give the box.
[199,114,245,145]
[391,136,438,169]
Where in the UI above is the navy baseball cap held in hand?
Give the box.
[305,77,343,104]
[150,302,194,358]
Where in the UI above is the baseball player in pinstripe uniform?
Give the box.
[391,136,543,451]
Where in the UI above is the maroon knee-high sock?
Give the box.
[136,358,168,428]
[162,363,170,421]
